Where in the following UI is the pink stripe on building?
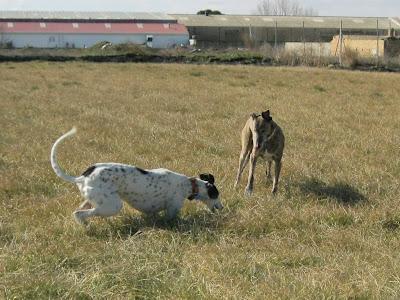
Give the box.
[0,22,188,35]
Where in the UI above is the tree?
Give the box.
[256,0,318,16]
[197,9,223,16]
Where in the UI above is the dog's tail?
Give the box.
[50,127,80,183]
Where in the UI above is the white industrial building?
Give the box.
[0,11,189,48]
[171,14,400,48]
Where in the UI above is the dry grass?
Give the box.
[1,62,400,299]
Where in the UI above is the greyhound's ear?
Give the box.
[250,113,258,119]
[261,110,272,122]
[199,173,215,184]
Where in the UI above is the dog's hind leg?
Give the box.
[73,193,123,225]
[235,124,253,188]
[73,208,96,225]
[73,200,93,224]
[271,160,282,194]
[79,200,92,210]
[234,149,251,188]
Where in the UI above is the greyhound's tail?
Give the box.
[50,127,80,184]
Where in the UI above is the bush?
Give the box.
[0,41,14,49]
[342,47,360,69]
[113,43,148,54]
[89,41,112,50]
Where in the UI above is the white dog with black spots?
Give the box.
[51,128,223,225]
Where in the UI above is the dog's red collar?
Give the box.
[188,178,199,200]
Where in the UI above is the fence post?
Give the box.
[339,19,343,66]
[249,23,253,47]
[302,20,305,56]
[376,18,379,66]
[0,24,4,46]
[218,27,221,48]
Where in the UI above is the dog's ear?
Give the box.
[261,110,272,122]
[207,185,219,199]
[250,113,258,119]
[207,174,215,184]
[199,173,215,184]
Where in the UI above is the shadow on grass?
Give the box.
[297,178,366,205]
[86,210,227,240]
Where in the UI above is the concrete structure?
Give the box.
[331,35,400,58]
[285,42,331,56]
[171,14,400,49]
[0,11,189,48]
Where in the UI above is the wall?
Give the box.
[385,39,400,57]
[331,36,385,57]
[285,42,331,56]
[187,25,387,49]
[1,33,189,48]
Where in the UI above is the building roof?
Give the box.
[0,21,188,35]
[390,17,400,27]
[0,11,176,23]
[170,14,399,30]
[332,35,388,40]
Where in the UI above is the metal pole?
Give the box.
[0,24,3,45]
[274,21,277,49]
[218,27,221,48]
[339,20,343,66]
[376,18,379,65]
[302,20,305,56]
[249,24,252,47]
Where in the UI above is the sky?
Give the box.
[0,0,399,17]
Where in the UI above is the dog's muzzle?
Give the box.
[200,194,223,212]
[211,201,223,212]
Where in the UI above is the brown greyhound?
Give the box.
[234,110,285,195]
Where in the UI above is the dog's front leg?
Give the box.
[245,151,257,196]
[266,160,272,183]
[271,159,282,194]
[165,201,183,220]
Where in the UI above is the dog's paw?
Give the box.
[244,187,253,197]
[73,211,88,226]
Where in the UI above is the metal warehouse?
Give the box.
[0,11,189,48]
[171,14,400,48]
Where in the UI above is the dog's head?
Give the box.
[193,173,223,211]
[250,110,275,149]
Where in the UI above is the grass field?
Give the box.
[1,62,400,299]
